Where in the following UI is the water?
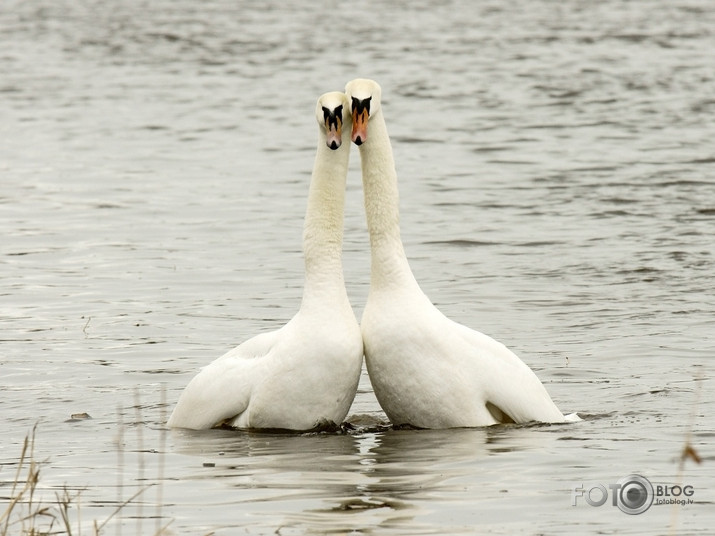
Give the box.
[1,0,713,534]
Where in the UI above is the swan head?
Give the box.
[316,91,350,151]
[344,78,382,146]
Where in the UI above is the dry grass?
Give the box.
[0,424,82,535]
[1,391,172,536]
[669,376,703,536]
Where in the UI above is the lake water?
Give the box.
[1,0,713,534]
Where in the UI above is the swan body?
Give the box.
[345,78,577,428]
[168,92,363,431]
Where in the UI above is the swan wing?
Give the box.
[167,328,281,430]
[450,320,566,423]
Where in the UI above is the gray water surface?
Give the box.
[1,0,713,534]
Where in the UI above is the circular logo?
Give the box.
[616,474,654,515]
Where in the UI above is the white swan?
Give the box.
[168,92,363,431]
[345,78,578,428]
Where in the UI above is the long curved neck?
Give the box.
[359,109,419,291]
[301,134,350,306]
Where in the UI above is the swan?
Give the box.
[168,92,363,431]
[345,78,578,428]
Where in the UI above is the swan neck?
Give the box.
[301,135,350,304]
[360,109,417,290]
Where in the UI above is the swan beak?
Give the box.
[325,116,343,150]
[351,107,369,145]
[322,105,343,150]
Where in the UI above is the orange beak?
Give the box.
[351,107,369,145]
[325,115,343,150]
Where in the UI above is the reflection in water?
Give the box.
[169,424,565,533]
